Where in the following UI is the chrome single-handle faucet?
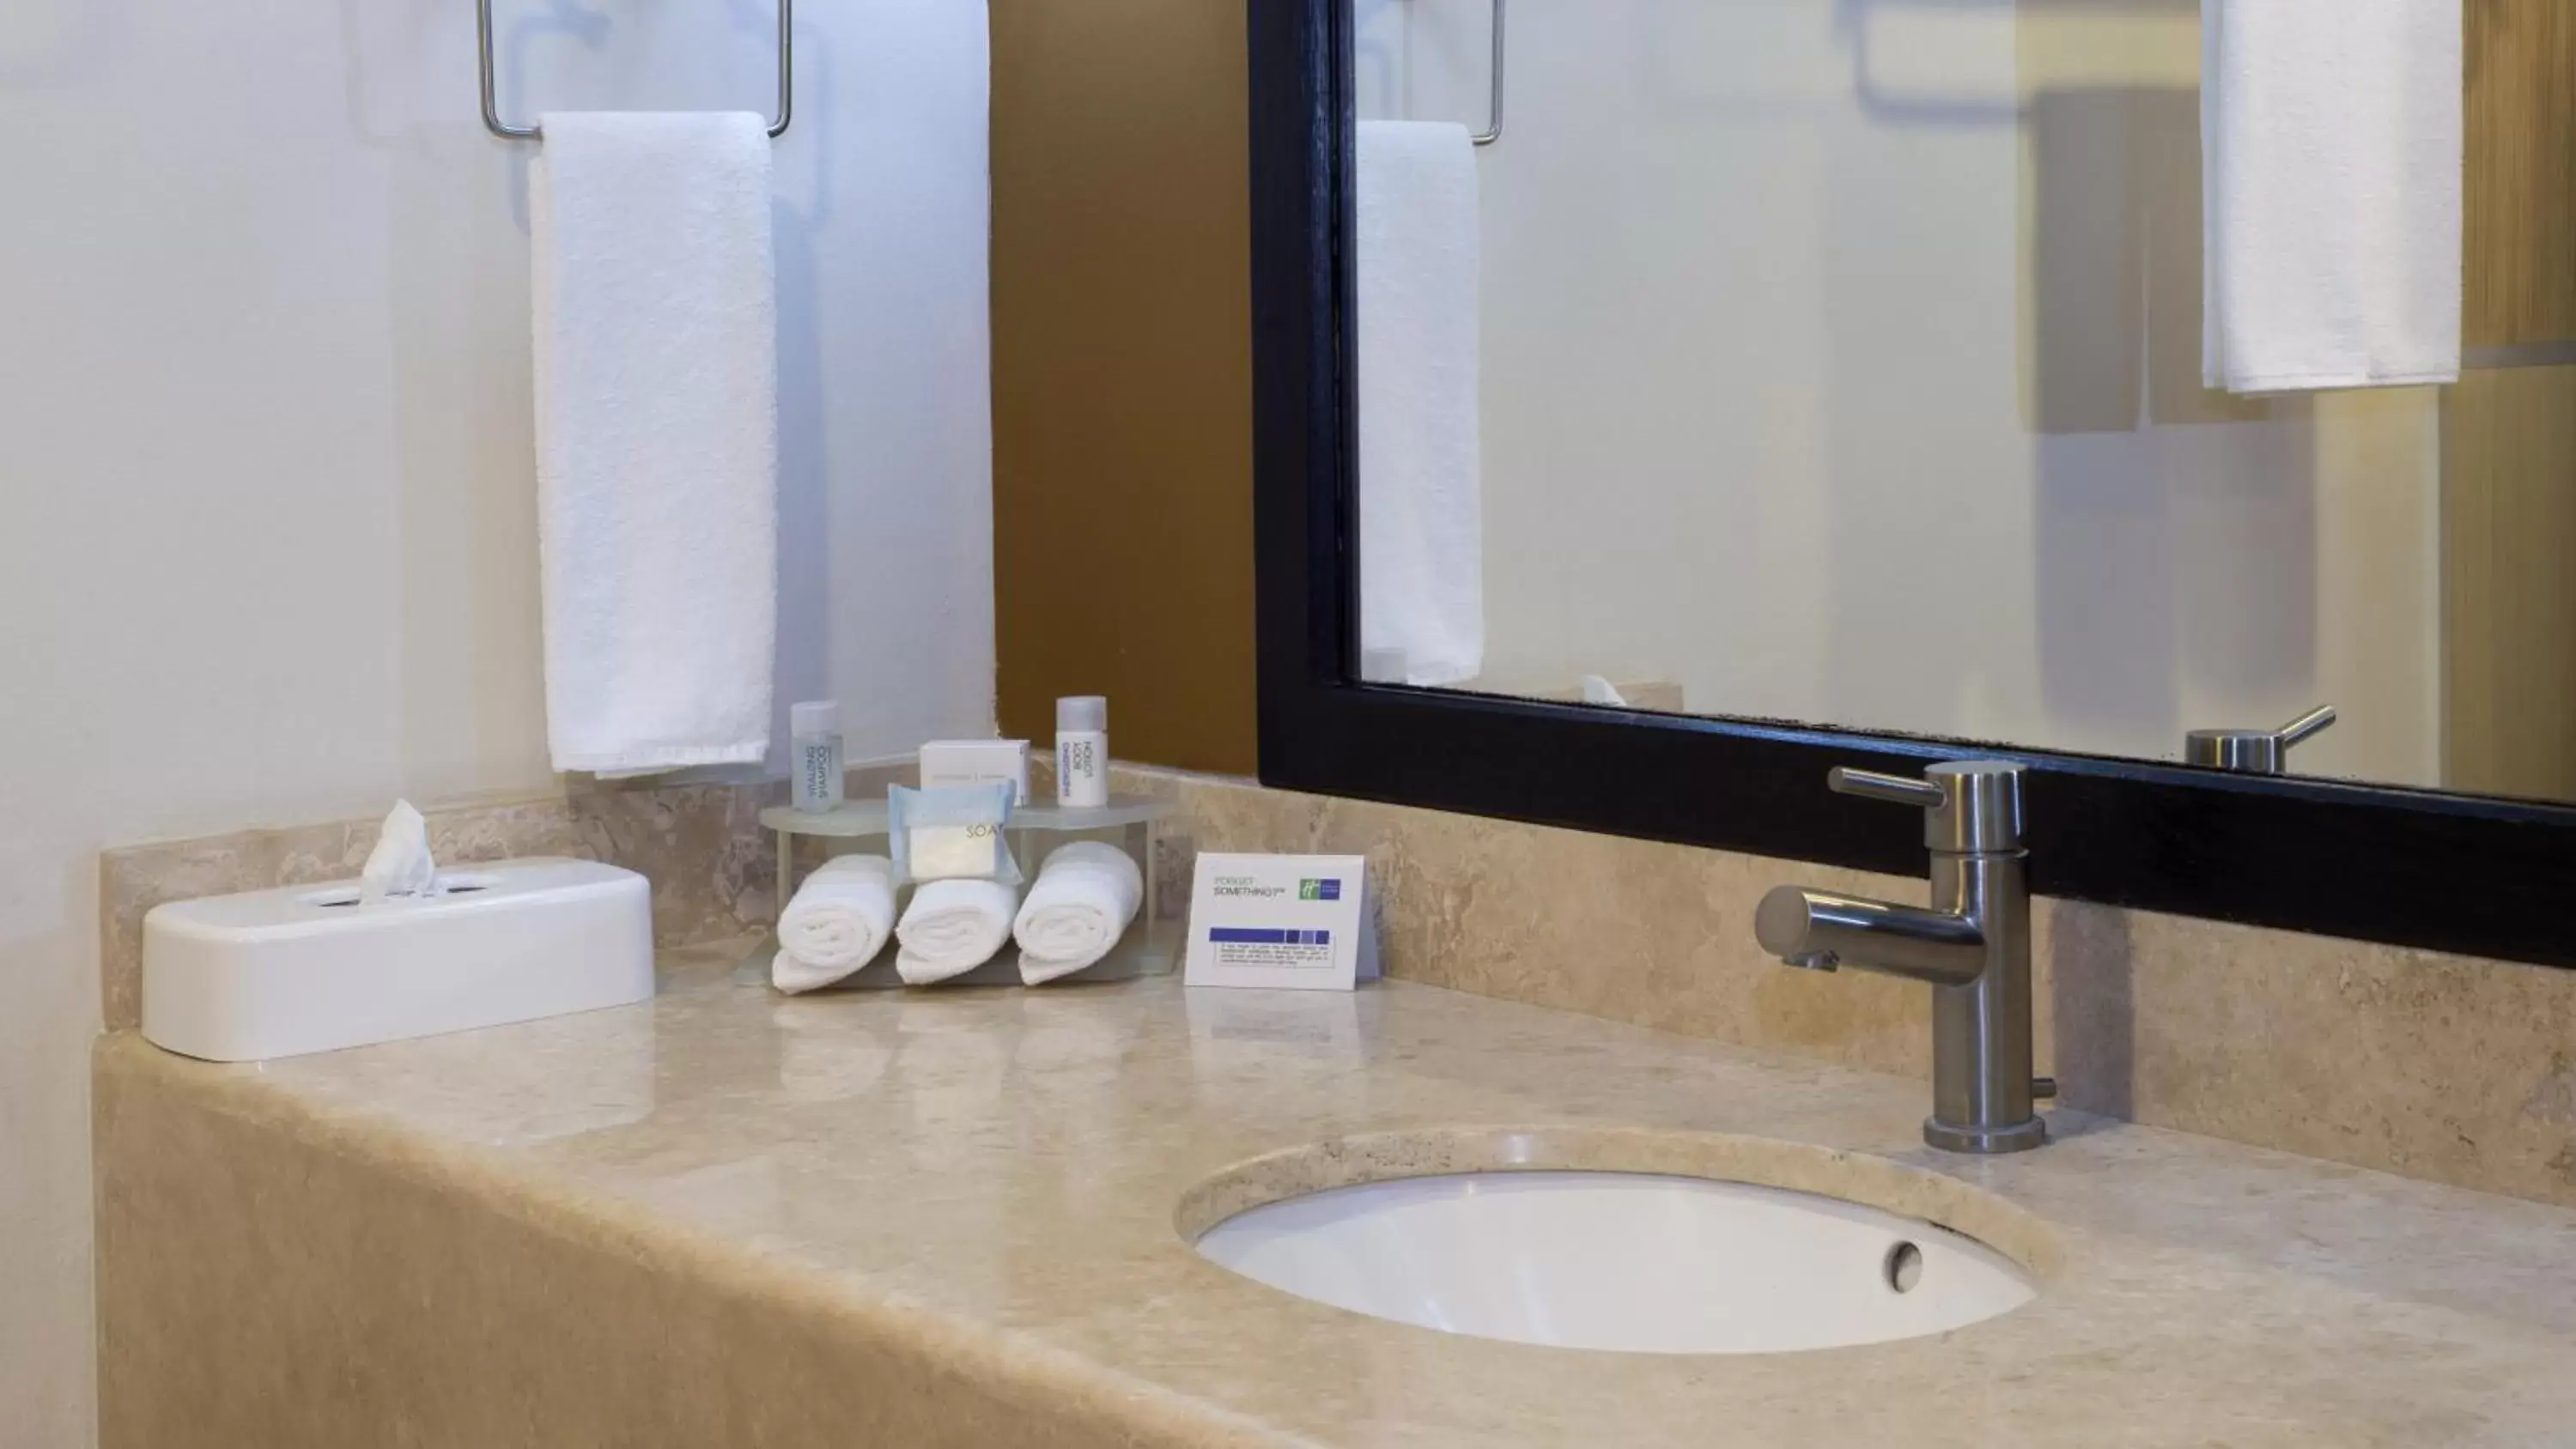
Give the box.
[1753,761,2052,1155]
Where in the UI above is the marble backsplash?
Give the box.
[100,760,2576,1208]
[1112,766,2576,1211]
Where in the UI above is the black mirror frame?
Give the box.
[1247,0,2576,970]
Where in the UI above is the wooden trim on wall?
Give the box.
[2465,0,2576,348]
[2443,367,2576,799]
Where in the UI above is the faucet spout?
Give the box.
[1747,761,2047,1155]
[1754,887,1984,987]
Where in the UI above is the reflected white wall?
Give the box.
[1356,0,2440,785]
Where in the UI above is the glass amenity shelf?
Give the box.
[743,791,1176,991]
[757,793,1172,840]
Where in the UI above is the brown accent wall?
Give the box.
[990,2,1261,775]
[2443,366,2576,799]
[2445,2,2576,796]
[2465,0,2576,348]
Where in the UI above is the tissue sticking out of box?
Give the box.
[360,800,440,904]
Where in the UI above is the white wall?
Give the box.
[1358,0,2442,787]
[0,3,993,1440]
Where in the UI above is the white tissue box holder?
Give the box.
[143,858,654,1062]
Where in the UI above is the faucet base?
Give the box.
[1923,1116,2049,1155]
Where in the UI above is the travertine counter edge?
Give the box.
[94,1030,1299,1449]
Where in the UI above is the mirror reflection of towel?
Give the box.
[1357,120,1485,686]
[2201,0,2460,393]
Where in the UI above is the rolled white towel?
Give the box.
[1013,841,1144,985]
[896,878,1019,985]
[771,854,896,995]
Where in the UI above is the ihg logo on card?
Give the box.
[1188,853,1377,991]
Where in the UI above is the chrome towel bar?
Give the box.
[477,0,793,142]
[1402,0,1504,147]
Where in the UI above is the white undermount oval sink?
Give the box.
[1188,1140,2042,1355]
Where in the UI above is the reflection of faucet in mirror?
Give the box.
[1753,761,2053,1155]
[2184,706,2336,775]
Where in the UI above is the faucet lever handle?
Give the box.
[1830,761,2026,853]
[2273,705,2338,749]
[1827,767,1947,810]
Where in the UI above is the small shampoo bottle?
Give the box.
[791,700,846,814]
[1055,696,1109,809]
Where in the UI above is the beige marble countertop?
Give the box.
[108,945,2576,1446]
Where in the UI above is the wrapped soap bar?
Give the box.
[889,783,1022,887]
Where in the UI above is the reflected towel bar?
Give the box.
[1402,0,1504,147]
[477,0,793,141]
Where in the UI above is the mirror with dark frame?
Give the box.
[1247,0,2576,969]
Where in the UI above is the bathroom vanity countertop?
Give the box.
[100,945,2576,1447]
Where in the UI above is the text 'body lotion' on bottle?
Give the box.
[1055,695,1109,809]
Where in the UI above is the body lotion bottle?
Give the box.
[1056,696,1109,809]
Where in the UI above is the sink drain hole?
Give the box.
[1883,1240,1923,1294]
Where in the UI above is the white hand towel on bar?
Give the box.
[896,878,1019,986]
[532,112,779,775]
[771,854,898,995]
[1357,120,1483,686]
[1013,841,1144,985]
[2201,0,2461,393]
